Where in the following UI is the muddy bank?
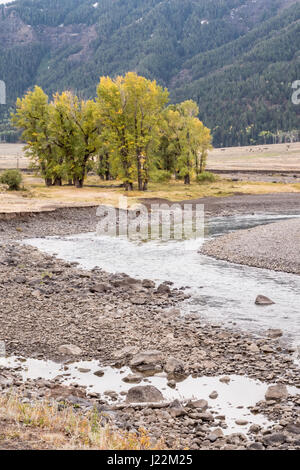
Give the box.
[0,242,299,449]
[201,218,300,276]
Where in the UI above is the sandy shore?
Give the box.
[201,218,300,275]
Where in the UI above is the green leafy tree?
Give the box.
[11,86,59,186]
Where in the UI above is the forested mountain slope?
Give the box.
[0,0,299,146]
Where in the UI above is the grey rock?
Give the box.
[164,357,186,376]
[126,385,164,403]
[130,350,163,371]
[186,399,208,410]
[255,295,275,306]
[58,344,82,356]
[122,373,142,384]
[156,283,171,295]
[267,329,283,339]
[263,433,286,446]
[265,384,288,401]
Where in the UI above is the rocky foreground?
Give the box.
[0,239,299,450]
[201,218,300,275]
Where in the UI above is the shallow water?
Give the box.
[3,355,298,434]
[24,213,300,346]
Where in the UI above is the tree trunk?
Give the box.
[45,178,52,187]
[142,181,148,191]
[74,177,84,188]
[137,155,143,191]
[53,177,62,186]
[184,174,190,185]
[124,182,133,191]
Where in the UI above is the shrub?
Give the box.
[150,169,172,183]
[0,169,23,190]
[196,171,217,183]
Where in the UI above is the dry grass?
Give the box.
[0,393,166,450]
[207,142,300,170]
[0,140,300,213]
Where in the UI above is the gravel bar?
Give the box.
[201,218,300,275]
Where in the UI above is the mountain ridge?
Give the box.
[0,0,299,146]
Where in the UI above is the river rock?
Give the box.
[248,343,260,353]
[130,350,163,371]
[265,384,288,401]
[248,442,264,450]
[286,423,300,434]
[122,373,142,384]
[263,433,286,446]
[235,419,248,426]
[113,346,139,361]
[267,329,283,339]
[209,390,218,399]
[255,295,275,306]
[219,376,231,384]
[207,428,224,442]
[131,295,147,305]
[58,344,82,356]
[169,407,186,418]
[164,357,186,376]
[0,375,13,387]
[186,399,208,410]
[126,385,164,403]
[89,283,111,293]
[156,283,171,295]
[142,279,155,288]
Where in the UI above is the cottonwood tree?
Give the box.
[97,72,169,190]
[50,92,100,187]
[160,100,212,184]
[11,86,58,186]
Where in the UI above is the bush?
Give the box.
[196,171,217,183]
[150,169,172,183]
[0,169,23,190]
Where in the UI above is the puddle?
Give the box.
[1,355,298,435]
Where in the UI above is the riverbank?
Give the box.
[1,193,300,244]
[201,218,300,276]
[0,215,299,449]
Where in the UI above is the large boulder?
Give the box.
[265,384,288,401]
[255,295,275,306]
[130,350,163,371]
[126,385,164,403]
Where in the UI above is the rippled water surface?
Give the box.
[24,213,300,345]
